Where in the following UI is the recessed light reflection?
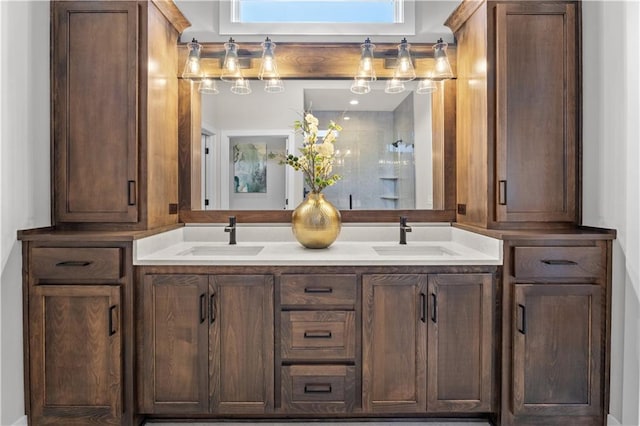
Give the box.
[349,100,359,105]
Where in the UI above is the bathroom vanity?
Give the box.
[19,0,616,425]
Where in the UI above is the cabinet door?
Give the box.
[140,275,209,414]
[362,274,427,413]
[495,2,577,223]
[29,285,122,424]
[53,2,138,223]
[512,284,602,416]
[210,275,274,413]
[427,274,493,412]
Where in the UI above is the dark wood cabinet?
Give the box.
[512,284,602,417]
[29,285,122,425]
[501,239,611,426]
[427,273,494,412]
[447,0,580,227]
[362,274,428,413]
[139,273,274,415]
[51,1,188,228]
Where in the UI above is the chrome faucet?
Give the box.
[224,216,237,245]
[399,216,412,245]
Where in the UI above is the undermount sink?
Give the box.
[373,245,459,256]
[178,245,264,256]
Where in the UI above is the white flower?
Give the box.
[317,141,334,157]
[305,113,319,127]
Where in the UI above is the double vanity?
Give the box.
[20,0,615,425]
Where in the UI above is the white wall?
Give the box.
[0,1,51,424]
[582,2,640,425]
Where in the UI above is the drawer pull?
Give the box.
[420,293,426,323]
[304,384,332,394]
[304,287,333,294]
[498,180,507,205]
[541,259,578,266]
[128,180,136,206]
[303,330,332,339]
[517,304,526,335]
[55,260,92,267]
[108,305,118,336]
[210,293,216,323]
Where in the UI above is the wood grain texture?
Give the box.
[52,1,138,224]
[280,274,357,307]
[29,285,122,424]
[512,284,602,417]
[495,2,577,223]
[210,275,274,414]
[513,246,604,279]
[178,79,202,210]
[143,1,180,229]
[31,247,122,280]
[362,274,427,413]
[140,274,209,414]
[281,365,356,413]
[150,0,191,33]
[427,273,493,413]
[281,311,355,361]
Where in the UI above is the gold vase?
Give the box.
[292,193,341,249]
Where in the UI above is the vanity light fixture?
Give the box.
[392,38,416,82]
[258,37,279,80]
[355,38,376,82]
[198,77,220,95]
[385,77,405,94]
[230,78,252,95]
[431,38,454,80]
[182,38,203,79]
[221,38,243,81]
[416,77,437,94]
[350,78,371,94]
[264,78,284,93]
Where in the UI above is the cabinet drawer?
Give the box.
[513,247,603,279]
[31,247,122,280]
[281,311,355,361]
[280,275,357,306]
[281,365,355,413]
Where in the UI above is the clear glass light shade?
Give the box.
[259,38,280,80]
[264,78,284,93]
[182,39,203,79]
[393,38,416,82]
[350,78,371,94]
[416,78,437,94]
[355,38,376,81]
[384,78,405,94]
[221,38,243,81]
[432,38,454,80]
[198,78,219,95]
[230,78,251,95]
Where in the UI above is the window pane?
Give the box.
[238,0,397,24]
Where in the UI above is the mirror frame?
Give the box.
[177,42,456,223]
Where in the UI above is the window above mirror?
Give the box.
[219,0,415,35]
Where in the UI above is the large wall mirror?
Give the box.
[178,42,456,223]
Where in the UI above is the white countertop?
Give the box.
[134,223,503,266]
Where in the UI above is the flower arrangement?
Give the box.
[283,112,342,194]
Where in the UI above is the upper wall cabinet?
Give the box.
[52,1,189,229]
[447,1,579,228]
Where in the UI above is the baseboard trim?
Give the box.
[608,413,622,426]
[11,415,27,426]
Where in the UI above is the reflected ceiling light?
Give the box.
[198,77,219,95]
[349,99,359,105]
[264,78,284,93]
[416,71,437,94]
[230,78,251,95]
[355,38,376,82]
[384,77,405,94]
[432,38,454,81]
[182,38,203,79]
[221,38,243,81]
[393,38,416,82]
[258,37,280,80]
[350,78,371,94]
